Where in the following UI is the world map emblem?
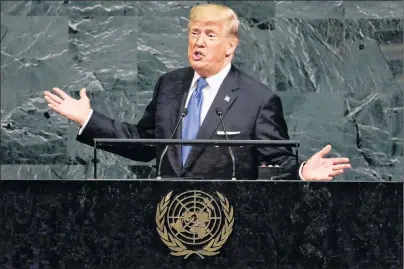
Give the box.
[156,190,234,259]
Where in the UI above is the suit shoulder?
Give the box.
[159,67,193,80]
[236,69,276,99]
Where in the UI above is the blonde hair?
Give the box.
[188,4,240,39]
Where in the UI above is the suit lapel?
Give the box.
[166,68,194,177]
[182,66,240,173]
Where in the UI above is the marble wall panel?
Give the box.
[275,1,345,19]
[343,1,404,19]
[67,16,138,94]
[273,18,345,93]
[342,20,403,181]
[0,1,138,16]
[280,92,346,179]
[0,1,403,180]
[1,15,68,164]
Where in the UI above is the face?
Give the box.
[188,20,236,77]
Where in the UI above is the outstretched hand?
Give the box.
[301,145,351,181]
[44,87,91,126]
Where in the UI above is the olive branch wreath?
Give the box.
[155,191,234,259]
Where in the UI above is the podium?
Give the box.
[0,179,402,268]
[92,138,301,180]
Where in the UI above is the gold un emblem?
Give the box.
[156,190,234,259]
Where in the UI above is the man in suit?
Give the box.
[44,4,351,180]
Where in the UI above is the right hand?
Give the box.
[44,87,91,126]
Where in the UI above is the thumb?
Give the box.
[79,88,88,100]
[316,144,331,157]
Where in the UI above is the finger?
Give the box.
[333,164,352,170]
[316,144,331,158]
[329,169,344,177]
[331,158,350,165]
[48,103,63,115]
[52,87,70,100]
[44,96,60,107]
[79,88,88,99]
[44,91,63,104]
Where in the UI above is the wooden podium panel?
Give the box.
[0,179,402,269]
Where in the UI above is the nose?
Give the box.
[195,34,206,47]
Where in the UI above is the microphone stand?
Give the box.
[157,109,188,179]
[216,109,236,180]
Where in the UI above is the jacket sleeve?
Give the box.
[254,92,302,180]
[75,77,162,162]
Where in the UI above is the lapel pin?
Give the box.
[224,95,230,102]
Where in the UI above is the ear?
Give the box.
[225,37,238,57]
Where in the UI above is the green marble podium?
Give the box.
[0,179,402,269]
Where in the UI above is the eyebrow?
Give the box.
[190,27,219,34]
[190,21,221,32]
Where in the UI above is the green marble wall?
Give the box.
[1,1,403,180]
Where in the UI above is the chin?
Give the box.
[190,62,205,71]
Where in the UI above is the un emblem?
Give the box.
[156,190,234,259]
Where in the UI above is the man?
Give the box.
[44,4,351,180]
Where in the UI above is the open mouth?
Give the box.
[193,51,204,60]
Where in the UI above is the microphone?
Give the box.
[157,108,188,179]
[215,108,236,180]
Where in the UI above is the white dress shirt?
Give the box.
[78,62,307,180]
[184,62,231,124]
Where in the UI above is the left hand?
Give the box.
[301,144,351,180]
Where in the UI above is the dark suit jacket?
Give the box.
[77,65,299,179]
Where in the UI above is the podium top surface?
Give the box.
[0,178,402,183]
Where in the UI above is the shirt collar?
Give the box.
[191,62,232,91]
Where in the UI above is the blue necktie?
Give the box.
[182,77,208,165]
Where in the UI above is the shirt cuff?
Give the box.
[78,109,93,135]
[299,161,307,180]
